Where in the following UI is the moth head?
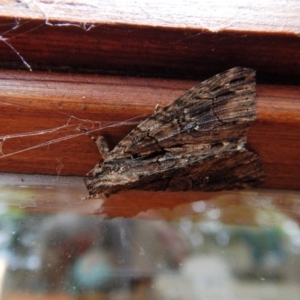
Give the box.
[85,166,139,197]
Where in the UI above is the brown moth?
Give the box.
[85,67,265,197]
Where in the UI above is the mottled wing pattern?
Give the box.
[85,67,265,197]
[108,67,256,159]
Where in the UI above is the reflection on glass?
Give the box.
[0,201,299,300]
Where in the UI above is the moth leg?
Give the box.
[154,104,160,112]
[87,134,110,159]
[78,126,110,159]
[94,135,110,159]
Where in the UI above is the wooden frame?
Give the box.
[0,1,300,215]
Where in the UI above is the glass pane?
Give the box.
[0,174,300,299]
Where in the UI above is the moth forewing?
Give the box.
[85,67,264,197]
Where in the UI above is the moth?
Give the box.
[85,67,265,197]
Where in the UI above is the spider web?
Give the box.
[0,1,98,71]
[0,114,145,158]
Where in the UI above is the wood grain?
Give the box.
[0,3,299,224]
[0,1,300,84]
[0,70,300,192]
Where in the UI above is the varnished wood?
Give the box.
[0,70,300,192]
[0,2,300,84]
[0,1,300,215]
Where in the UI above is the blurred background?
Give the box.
[0,176,300,300]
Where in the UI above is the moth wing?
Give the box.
[137,150,265,192]
[85,67,263,197]
[85,149,265,196]
[108,67,256,159]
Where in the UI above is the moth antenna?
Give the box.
[86,168,94,176]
